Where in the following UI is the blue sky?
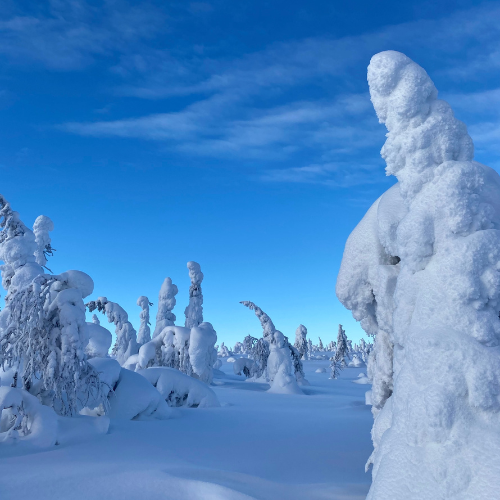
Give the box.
[1,0,500,346]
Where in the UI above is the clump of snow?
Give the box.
[184,261,204,329]
[189,322,217,384]
[337,50,500,499]
[139,367,220,408]
[267,331,303,395]
[315,368,326,373]
[107,368,173,420]
[0,386,58,448]
[32,215,54,269]
[153,277,178,338]
[353,373,371,385]
[85,322,112,358]
[233,357,255,377]
[348,354,364,368]
[226,356,236,363]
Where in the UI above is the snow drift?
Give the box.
[336,50,500,499]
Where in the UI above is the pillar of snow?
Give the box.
[137,295,152,345]
[294,324,309,360]
[153,277,178,338]
[336,50,500,499]
[184,261,204,329]
[33,215,54,269]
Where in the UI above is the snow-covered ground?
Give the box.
[0,359,372,500]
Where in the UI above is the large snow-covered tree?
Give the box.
[153,277,178,338]
[137,295,153,345]
[337,51,500,499]
[0,195,104,415]
[184,261,204,329]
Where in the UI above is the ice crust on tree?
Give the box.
[153,277,178,338]
[137,295,152,345]
[184,261,204,329]
[336,50,500,499]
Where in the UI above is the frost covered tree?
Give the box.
[294,325,309,360]
[318,337,324,351]
[87,297,139,366]
[307,338,313,356]
[32,215,55,270]
[153,277,178,338]
[137,295,153,345]
[189,322,217,383]
[233,341,243,354]
[243,335,257,355]
[337,51,500,499]
[218,342,230,357]
[92,314,100,325]
[184,261,204,329]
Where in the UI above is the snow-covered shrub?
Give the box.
[0,386,58,448]
[233,357,255,377]
[139,367,220,408]
[85,321,112,359]
[153,277,178,338]
[337,50,500,499]
[233,341,243,354]
[87,297,139,366]
[318,337,324,351]
[267,331,303,395]
[184,261,204,329]
[294,324,309,360]
[136,295,152,345]
[32,215,54,270]
[189,322,217,384]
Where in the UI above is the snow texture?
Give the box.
[184,262,204,329]
[337,50,500,500]
[85,322,112,358]
[32,215,54,269]
[188,322,217,384]
[152,277,178,338]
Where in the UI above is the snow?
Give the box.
[139,367,220,408]
[0,359,372,499]
[188,322,217,383]
[152,277,178,338]
[184,261,204,329]
[85,322,112,358]
[336,50,500,499]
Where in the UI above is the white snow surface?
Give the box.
[337,50,500,500]
[0,359,372,500]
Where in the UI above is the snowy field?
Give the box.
[0,359,372,500]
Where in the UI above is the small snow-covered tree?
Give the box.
[184,261,204,329]
[189,322,217,383]
[240,301,275,342]
[87,297,139,366]
[32,215,55,270]
[329,324,348,379]
[153,277,178,338]
[92,314,100,325]
[233,341,243,354]
[318,337,324,351]
[137,295,153,345]
[307,338,313,356]
[243,334,257,355]
[294,324,309,360]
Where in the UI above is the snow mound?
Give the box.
[85,322,112,358]
[108,368,173,420]
[233,357,255,377]
[57,415,109,446]
[226,357,236,363]
[139,367,220,408]
[353,373,371,385]
[348,355,364,368]
[0,386,58,448]
[315,368,326,373]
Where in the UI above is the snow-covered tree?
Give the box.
[189,322,217,383]
[337,51,500,499]
[307,338,313,356]
[243,334,257,355]
[153,277,178,338]
[318,337,324,351]
[92,314,100,325]
[87,297,139,366]
[233,341,243,354]
[327,340,336,351]
[184,261,204,329]
[329,325,348,379]
[218,342,230,357]
[294,324,309,360]
[0,195,104,416]
[32,215,55,270]
[137,295,153,345]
